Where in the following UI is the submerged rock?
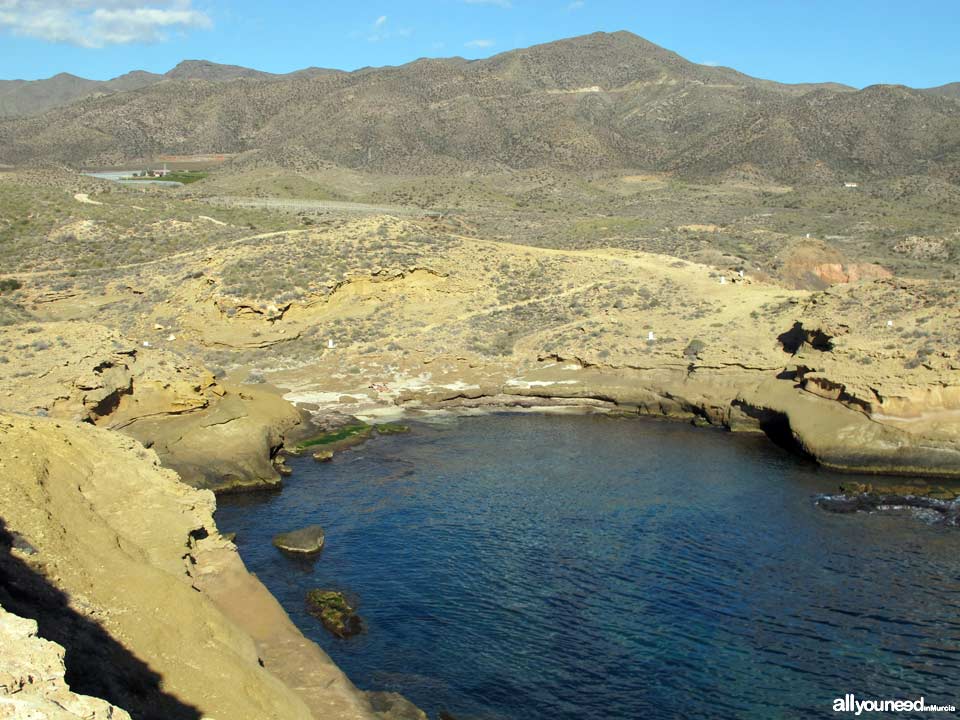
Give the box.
[312,450,334,462]
[816,482,960,525]
[374,422,410,436]
[366,691,428,720]
[272,525,325,555]
[296,421,373,453]
[306,590,362,638]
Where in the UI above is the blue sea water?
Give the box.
[216,414,960,720]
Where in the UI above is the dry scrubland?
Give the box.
[2,163,960,719]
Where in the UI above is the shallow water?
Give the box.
[216,414,960,719]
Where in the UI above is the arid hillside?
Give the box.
[2,32,960,183]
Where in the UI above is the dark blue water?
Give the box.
[216,414,960,720]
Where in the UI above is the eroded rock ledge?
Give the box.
[0,321,317,494]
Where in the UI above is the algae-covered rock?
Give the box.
[374,422,410,435]
[306,590,362,638]
[312,450,334,462]
[273,525,325,555]
[297,422,373,453]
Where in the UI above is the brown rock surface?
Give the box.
[0,603,133,720]
[735,378,960,476]
[0,322,311,492]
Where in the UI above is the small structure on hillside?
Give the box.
[844,181,860,188]
[647,331,656,341]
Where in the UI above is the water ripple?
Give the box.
[217,414,960,720]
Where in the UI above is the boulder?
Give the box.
[272,525,325,555]
[312,450,334,462]
[366,691,428,720]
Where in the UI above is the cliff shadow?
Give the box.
[0,517,202,720]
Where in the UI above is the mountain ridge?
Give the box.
[1,31,958,184]
[2,30,953,119]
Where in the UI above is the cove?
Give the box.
[216,414,960,720]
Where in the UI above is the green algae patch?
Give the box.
[306,590,362,638]
[296,423,373,452]
[374,422,410,435]
[294,421,409,456]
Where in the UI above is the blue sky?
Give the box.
[0,1,957,88]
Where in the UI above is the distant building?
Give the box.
[843,182,860,188]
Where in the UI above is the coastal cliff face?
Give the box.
[0,413,387,720]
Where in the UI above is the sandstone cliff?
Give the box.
[0,412,389,720]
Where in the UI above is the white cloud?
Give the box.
[465,38,494,48]
[463,0,512,8]
[0,0,211,48]
[365,14,412,43]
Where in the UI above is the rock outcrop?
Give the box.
[0,321,313,493]
[733,378,960,476]
[0,603,133,720]
[0,412,393,720]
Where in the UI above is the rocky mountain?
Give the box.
[0,73,103,117]
[164,59,277,81]
[0,60,274,118]
[1,31,958,183]
[924,82,960,99]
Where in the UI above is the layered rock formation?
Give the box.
[0,321,312,492]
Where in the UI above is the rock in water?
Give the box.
[305,590,362,638]
[272,525,325,555]
[366,691,428,720]
[312,450,334,462]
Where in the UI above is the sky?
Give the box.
[0,1,957,88]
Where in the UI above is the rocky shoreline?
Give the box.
[2,187,959,717]
[0,413,426,720]
[273,360,960,487]
[2,315,957,717]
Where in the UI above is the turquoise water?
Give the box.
[216,414,960,719]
